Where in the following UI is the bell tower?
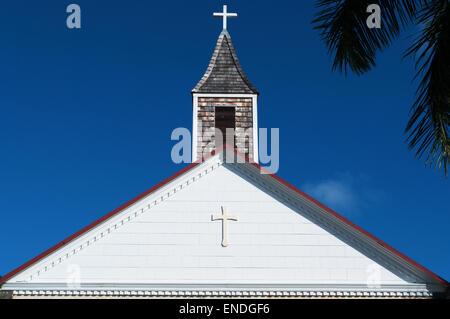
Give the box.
[192,5,259,162]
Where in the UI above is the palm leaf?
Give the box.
[405,0,450,175]
[312,0,421,75]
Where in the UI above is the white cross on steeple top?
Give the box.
[213,5,237,30]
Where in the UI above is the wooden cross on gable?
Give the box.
[213,5,237,30]
[211,206,238,247]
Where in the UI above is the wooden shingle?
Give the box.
[192,30,258,94]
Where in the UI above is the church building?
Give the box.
[0,6,447,298]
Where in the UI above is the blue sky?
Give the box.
[0,1,448,281]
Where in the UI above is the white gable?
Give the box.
[2,154,444,297]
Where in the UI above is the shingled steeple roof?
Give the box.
[192,30,258,94]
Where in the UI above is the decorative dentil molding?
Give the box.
[11,288,431,298]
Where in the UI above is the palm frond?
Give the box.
[312,0,421,75]
[405,0,450,176]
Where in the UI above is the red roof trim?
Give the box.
[1,145,447,286]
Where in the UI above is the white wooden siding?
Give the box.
[8,164,412,287]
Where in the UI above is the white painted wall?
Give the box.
[7,162,413,288]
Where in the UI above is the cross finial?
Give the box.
[213,5,237,30]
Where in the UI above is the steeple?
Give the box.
[192,30,259,95]
[192,6,259,163]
